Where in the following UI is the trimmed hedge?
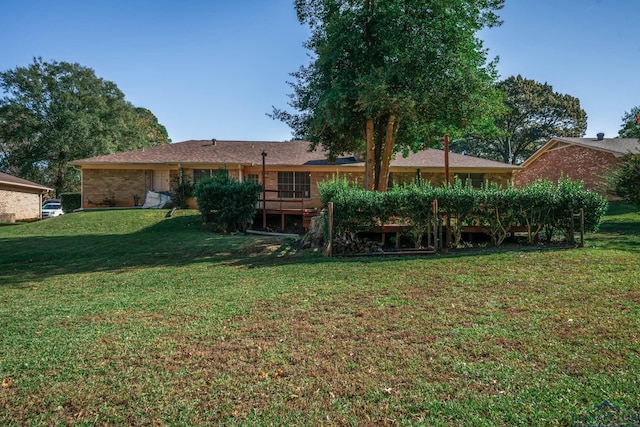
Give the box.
[60,193,81,213]
[319,178,608,247]
[194,171,262,233]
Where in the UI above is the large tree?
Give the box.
[618,105,640,138]
[451,75,587,164]
[0,58,169,195]
[272,0,504,191]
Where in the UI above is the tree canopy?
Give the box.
[610,154,640,206]
[0,58,169,195]
[272,0,504,191]
[450,75,587,164]
[618,105,640,138]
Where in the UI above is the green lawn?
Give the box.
[1,206,639,426]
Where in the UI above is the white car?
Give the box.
[42,200,64,218]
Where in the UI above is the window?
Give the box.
[193,169,228,184]
[278,171,311,198]
[246,174,259,184]
[193,169,211,184]
[459,173,484,188]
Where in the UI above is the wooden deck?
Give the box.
[361,223,531,249]
[256,188,320,231]
[255,207,319,231]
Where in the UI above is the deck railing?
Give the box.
[256,189,317,231]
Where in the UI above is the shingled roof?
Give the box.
[555,137,640,156]
[521,137,640,168]
[71,139,518,170]
[0,171,52,192]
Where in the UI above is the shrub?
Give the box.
[475,185,521,246]
[319,178,388,235]
[387,184,436,248]
[610,154,640,205]
[319,177,608,249]
[171,176,194,209]
[434,180,480,247]
[547,178,608,243]
[194,171,262,233]
[60,193,81,213]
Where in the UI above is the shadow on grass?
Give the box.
[0,215,247,285]
[592,202,640,253]
[0,214,339,286]
[2,203,638,285]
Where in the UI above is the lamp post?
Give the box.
[261,150,267,230]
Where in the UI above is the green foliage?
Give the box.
[451,75,588,164]
[319,178,387,235]
[617,105,640,138]
[194,170,262,233]
[134,107,171,146]
[171,175,194,209]
[434,180,481,247]
[547,178,609,243]
[60,192,81,213]
[273,0,505,189]
[610,154,640,205]
[386,184,436,248]
[320,178,608,247]
[512,180,556,244]
[0,57,169,195]
[475,184,521,245]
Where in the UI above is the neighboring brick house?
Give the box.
[0,172,52,222]
[513,135,640,196]
[70,139,520,227]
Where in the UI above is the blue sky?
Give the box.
[2,0,638,143]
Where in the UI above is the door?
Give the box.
[152,170,170,192]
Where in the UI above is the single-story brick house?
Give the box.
[513,135,640,196]
[70,139,519,226]
[0,171,52,222]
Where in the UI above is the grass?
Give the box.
[1,205,639,426]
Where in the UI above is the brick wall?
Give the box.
[82,169,148,208]
[514,145,618,194]
[0,188,42,221]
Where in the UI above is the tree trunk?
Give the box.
[374,120,384,190]
[365,118,375,191]
[376,114,398,192]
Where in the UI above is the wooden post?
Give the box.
[443,135,451,248]
[261,151,267,230]
[579,207,584,248]
[325,202,334,257]
[432,199,439,250]
[443,134,450,186]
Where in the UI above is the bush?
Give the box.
[319,177,608,248]
[60,193,81,213]
[610,154,640,205]
[387,184,436,248]
[547,178,608,243]
[434,180,480,247]
[171,176,194,209]
[194,170,262,233]
[319,178,388,235]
